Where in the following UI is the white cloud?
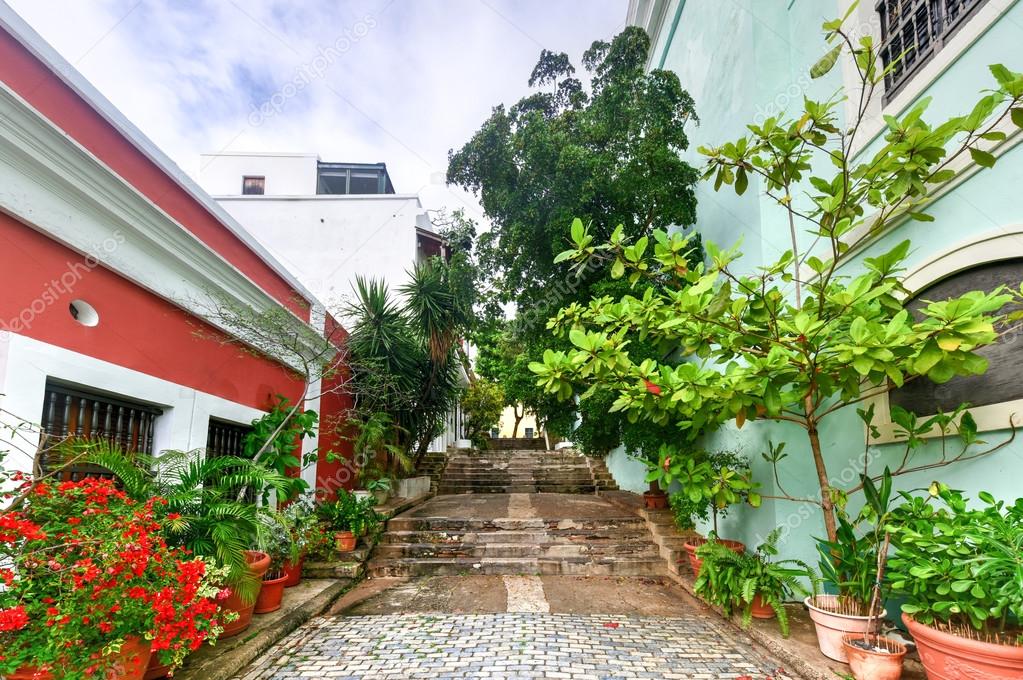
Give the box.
[7,0,626,223]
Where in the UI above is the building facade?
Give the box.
[0,7,354,496]
[198,152,445,306]
[624,0,1023,563]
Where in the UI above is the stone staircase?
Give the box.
[436,449,618,494]
[366,494,664,578]
[416,450,449,494]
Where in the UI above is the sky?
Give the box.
[7,0,627,224]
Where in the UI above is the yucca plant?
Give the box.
[694,529,814,637]
[65,440,290,601]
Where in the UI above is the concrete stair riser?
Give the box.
[372,541,662,560]
[380,529,654,545]
[386,516,648,533]
[367,556,666,578]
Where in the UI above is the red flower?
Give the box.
[643,379,661,395]
[0,605,29,632]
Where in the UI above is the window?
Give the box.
[39,382,162,480]
[889,258,1023,415]
[490,427,499,438]
[878,0,990,100]
[242,176,265,195]
[348,171,380,194]
[205,418,255,502]
[524,427,535,439]
[315,162,394,195]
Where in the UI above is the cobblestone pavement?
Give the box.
[238,612,792,679]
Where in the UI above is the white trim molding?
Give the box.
[867,227,1023,443]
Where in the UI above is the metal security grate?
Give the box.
[206,418,255,502]
[39,382,162,480]
[877,0,989,99]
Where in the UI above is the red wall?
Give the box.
[0,30,308,320]
[0,212,303,409]
[313,314,355,498]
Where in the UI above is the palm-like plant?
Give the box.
[66,440,290,600]
[694,529,814,637]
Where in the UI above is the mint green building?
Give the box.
[610,0,1023,567]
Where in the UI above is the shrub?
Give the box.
[461,379,506,449]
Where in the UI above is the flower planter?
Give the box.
[143,652,173,680]
[335,530,357,552]
[841,634,906,680]
[108,636,152,680]
[682,537,745,577]
[254,572,288,614]
[749,593,776,620]
[643,490,668,510]
[903,613,1023,679]
[219,550,271,638]
[282,557,304,588]
[804,595,884,662]
[6,667,54,680]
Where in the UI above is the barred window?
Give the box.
[39,382,162,480]
[878,0,990,100]
[206,418,255,502]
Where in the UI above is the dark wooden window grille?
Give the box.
[39,382,162,481]
[889,258,1023,416]
[206,419,255,502]
[877,0,990,100]
[242,176,265,195]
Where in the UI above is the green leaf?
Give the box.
[568,329,588,350]
[570,218,584,244]
[969,147,996,168]
[1012,108,1023,128]
[611,259,625,279]
[811,45,842,79]
[735,168,749,196]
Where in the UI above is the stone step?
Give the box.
[386,515,648,533]
[438,475,598,483]
[372,540,661,560]
[436,485,601,494]
[366,555,666,578]
[379,528,655,544]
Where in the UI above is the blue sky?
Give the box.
[8,0,627,221]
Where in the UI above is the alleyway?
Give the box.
[235,450,793,679]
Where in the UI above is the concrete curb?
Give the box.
[176,579,355,680]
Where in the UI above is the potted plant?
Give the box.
[841,635,907,680]
[316,490,379,553]
[886,484,1023,678]
[279,496,318,588]
[693,529,812,637]
[252,510,292,615]
[366,476,393,505]
[0,477,227,680]
[650,448,758,575]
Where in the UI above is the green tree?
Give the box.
[460,379,506,449]
[531,13,1023,543]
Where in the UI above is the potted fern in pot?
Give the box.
[316,490,380,552]
[693,529,813,637]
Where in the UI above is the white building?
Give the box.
[198,152,445,306]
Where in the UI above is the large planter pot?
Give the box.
[682,537,745,577]
[108,636,152,680]
[335,530,357,552]
[219,550,271,639]
[749,593,776,620]
[805,595,884,662]
[143,650,173,680]
[842,634,906,680]
[643,490,668,510]
[903,612,1023,679]
[254,572,288,614]
[282,557,304,588]
[5,667,54,680]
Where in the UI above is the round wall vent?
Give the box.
[69,299,99,327]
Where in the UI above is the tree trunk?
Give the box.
[512,406,523,438]
[807,415,838,543]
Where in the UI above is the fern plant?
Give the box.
[693,529,814,637]
[65,440,291,602]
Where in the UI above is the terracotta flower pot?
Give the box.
[107,636,152,680]
[749,593,776,620]
[643,491,668,510]
[282,557,304,588]
[5,667,54,680]
[804,595,884,662]
[219,550,271,638]
[903,612,1023,679]
[682,537,745,577]
[842,634,906,680]
[143,650,173,680]
[335,530,357,552]
[254,572,288,614]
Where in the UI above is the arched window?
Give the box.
[889,258,1023,416]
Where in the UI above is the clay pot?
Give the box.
[643,490,668,510]
[682,537,746,577]
[842,634,906,680]
[335,530,357,552]
[107,636,152,680]
[219,550,271,638]
[254,572,288,614]
[143,652,173,680]
[804,595,884,662]
[903,612,1023,679]
[5,667,54,680]
[749,593,776,620]
[282,557,304,588]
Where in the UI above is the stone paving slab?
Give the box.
[237,612,792,680]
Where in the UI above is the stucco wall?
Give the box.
[198,152,319,196]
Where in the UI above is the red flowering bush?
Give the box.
[0,477,230,679]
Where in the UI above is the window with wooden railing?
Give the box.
[38,382,162,481]
[878,0,990,100]
[205,418,255,502]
